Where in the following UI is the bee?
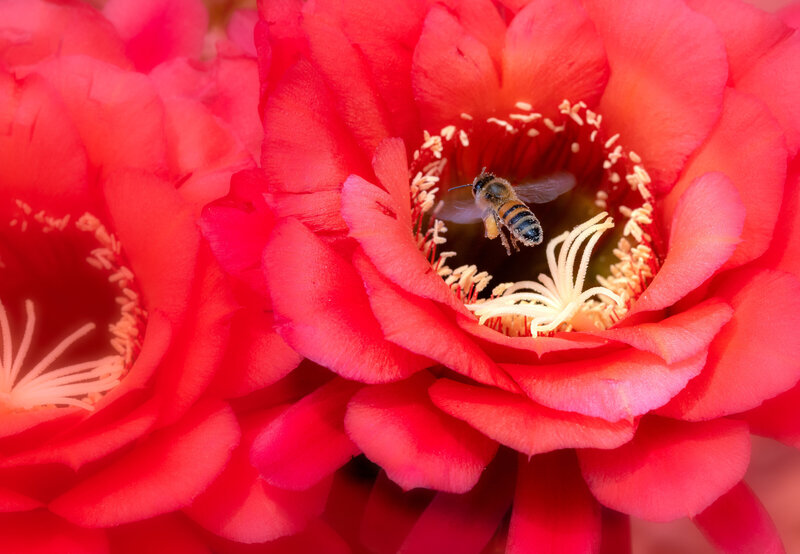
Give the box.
[436,169,576,255]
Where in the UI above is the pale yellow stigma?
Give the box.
[0,299,124,411]
[464,212,623,335]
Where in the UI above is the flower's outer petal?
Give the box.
[762,159,800,279]
[359,472,434,554]
[212,306,302,398]
[210,520,350,554]
[49,401,240,527]
[34,56,169,176]
[345,373,499,494]
[502,0,608,112]
[503,350,707,422]
[629,172,745,315]
[737,34,800,156]
[600,509,632,554]
[780,3,800,29]
[0,72,91,215]
[199,169,275,295]
[186,412,330,543]
[103,0,208,72]
[583,0,728,190]
[103,170,200,322]
[0,403,158,471]
[740,383,800,447]
[579,417,750,522]
[0,511,108,554]
[661,270,800,420]
[398,450,515,553]
[412,6,501,130]
[354,251,518,392]
[663,88,787,268]
[303,11,392,154]
[508,451,601,554]
[341,174,471,317]
[0,0,129,68]
[684,0,791,82]
[429,380,635,456]
[108,514,211,554]
[0,487,41,512]
[693,482,784,554]
[591,299,733,364]
[265,219,429,382]
[250,378,361,491]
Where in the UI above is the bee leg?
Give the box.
[483,213,501,240]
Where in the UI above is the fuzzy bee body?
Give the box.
[438,169,574,255]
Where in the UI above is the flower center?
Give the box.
[0,202,145,411]
[409,100,664,337]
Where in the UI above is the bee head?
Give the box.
[472,167,496,195]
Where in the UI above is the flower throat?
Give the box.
[409,100,664,337]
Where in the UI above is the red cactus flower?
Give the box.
[201,0,800,550]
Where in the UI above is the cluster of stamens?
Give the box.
[1,204,144,411]
[409,100,663,336]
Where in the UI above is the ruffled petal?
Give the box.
[0,0,128,68]
[103,0,208,71]
[49,401,240,527]
[250,378,361,491]
[411,6,501,130]
[399,450,516,553]
[663,88,787,268]
[684,0,791,82]
[0,511,108,554]
[629,172,745,315]
[501,0,608,112]
[264,219,429,383]
[662,270,800,420]
[354,251,517,392]
[592,299,733,364]
[503,349,707,422]
[737,34,800,156]
[107,514,210,554]
[579,417,750,521]
[740,382,800,448]
[583,0,728,190]
[508,451,601,554]
[429,379,635,456]
[694,482,784,554]
[345,373,499,493]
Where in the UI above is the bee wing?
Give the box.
[514,171,577,204]
[434,198,485,223]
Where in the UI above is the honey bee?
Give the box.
[436,169,576,255]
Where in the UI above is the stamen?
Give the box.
[465,213,623,335]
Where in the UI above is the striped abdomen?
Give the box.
[498,201,542,245]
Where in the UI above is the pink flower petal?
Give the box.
[662,270,800,420]
[509,451,601,554]
[0,487,41,512]
[663,88,787,268]
[685,0,791,82]
[0,0,128,68]
[411,6,501,129]
[0,71,90,216]
[761,161,800,279]
[579,417,750,521]
[592,299,733,364]
[503,349,707,422]
[629,172,745,315]
[583,0,728,190]
[49,401,240,527]
[740,382,800,448]
[0,511,108,554]
[264,219,429,383]
[250,378,361,491]
[187,413,330,543]
[345,373,499,493]
[501,0,608,112]
[694,482,784,554]
[429,379,635,456]
[780,3,800,29]
[354,252,518,392]
[399,450,515,553]
[103,0,208,71]
[108,514,210,554]
[738,34,800,156]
